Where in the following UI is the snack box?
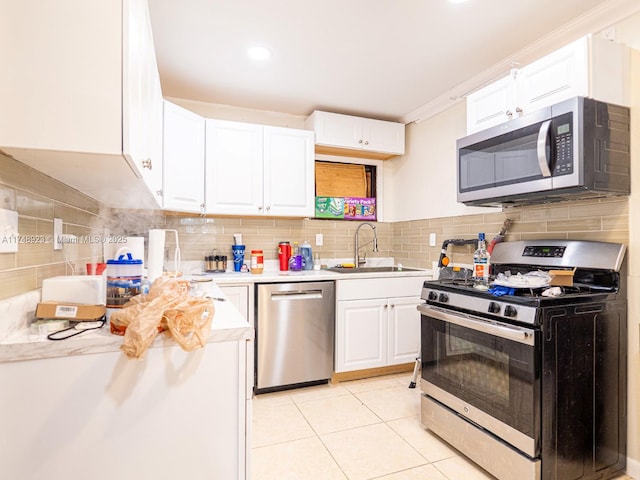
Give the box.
[36,302,106,321]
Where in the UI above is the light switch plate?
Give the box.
[429,233,437,247]
[0,208,19,253]
[316,233,323,247]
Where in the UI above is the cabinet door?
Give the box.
[518,37,588,115]
[219,285,249,322]
[205,120,264,215]
[387,296,421,365]
[362,119,405,154]
[466,75,516,134]
[162,101,205,213]
[0,0,122,153]
[134,0,163,202]
[313,111,363,149]
[336,299,387,372]
[263,126,314,217]
[143,56,164,203]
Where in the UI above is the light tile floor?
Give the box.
[251,373,636,480]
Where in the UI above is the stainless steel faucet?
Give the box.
[354,222,378,267]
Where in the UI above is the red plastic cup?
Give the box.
[86,262,107,275]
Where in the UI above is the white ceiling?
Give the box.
[147,0,637,124]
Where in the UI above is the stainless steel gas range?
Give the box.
[418,240,627,480]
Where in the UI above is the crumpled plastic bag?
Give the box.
[164,298,214,352]
[111,277,215,359]
[493,270,552,288]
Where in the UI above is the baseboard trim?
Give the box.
[626,456,640,479]
[331,363,414,383]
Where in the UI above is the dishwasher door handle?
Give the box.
[270,290,324,301]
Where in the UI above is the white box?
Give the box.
[41,276,106,305]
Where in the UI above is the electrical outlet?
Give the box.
[53,218,63,250]
[429,233,437,247]
[0,208,19,253]
[315,233,323,247]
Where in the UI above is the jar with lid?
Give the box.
[204,255,216,272]
[251,249,264,274]
[216,255,227,272]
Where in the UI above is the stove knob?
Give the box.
[428,291,438,301]
[504,305,517,318]
[488,302,501,314]
[438,293,449,303]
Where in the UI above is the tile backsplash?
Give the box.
[0,152,629,301]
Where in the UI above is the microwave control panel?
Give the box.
[553,114,573,176]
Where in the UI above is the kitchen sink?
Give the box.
[328,266,424,274]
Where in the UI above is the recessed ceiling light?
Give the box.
[247,46,271,61]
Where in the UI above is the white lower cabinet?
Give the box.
[219,284,250,322]
[387,296,422,365]
[337,298,387,371]
[335,276,426,373]
[0,340,251,479]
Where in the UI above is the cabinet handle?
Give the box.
[156,190,163,197]
[384,304,388,309]
[515,107,523,115]
[266,205,271,212]
[358,139,363,144]
[258,206,263,211]
[142,159,152,170]
[390,304,395,308]
[364,140,369,146]
[506,110,513,119]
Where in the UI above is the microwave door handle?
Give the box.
[536,120,553,177]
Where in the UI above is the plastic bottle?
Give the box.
[300,240,313,270]
[473,232,490,290]
[289,242,303,271]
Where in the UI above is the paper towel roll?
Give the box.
[125,236,145,264]
[103,236,144,263]
[147,229,166,283]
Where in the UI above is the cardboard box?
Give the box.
[315,197,345,219]
[549,268,576,287]
[344,197,376,220]
[36,302,106,321]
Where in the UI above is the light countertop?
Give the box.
[193,267,432,284]
[0,282,252,363]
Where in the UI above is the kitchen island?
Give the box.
[0,283,253,480]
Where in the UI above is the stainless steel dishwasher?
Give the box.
[256,281,335,393]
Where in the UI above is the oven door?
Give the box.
[419,304,541,457]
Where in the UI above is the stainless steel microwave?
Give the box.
[457,96,630,207]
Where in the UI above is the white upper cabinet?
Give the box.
[466,35,630,134]
[162,101,206,213]
[206,120,314,217]
[305,111,405,160]
[125,0,164,199]
[0,0,162,208]
[263,126,315,217]
[205,120,264,216]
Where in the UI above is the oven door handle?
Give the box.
[418,304,535,346]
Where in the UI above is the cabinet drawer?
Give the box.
[336,276,427,301]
